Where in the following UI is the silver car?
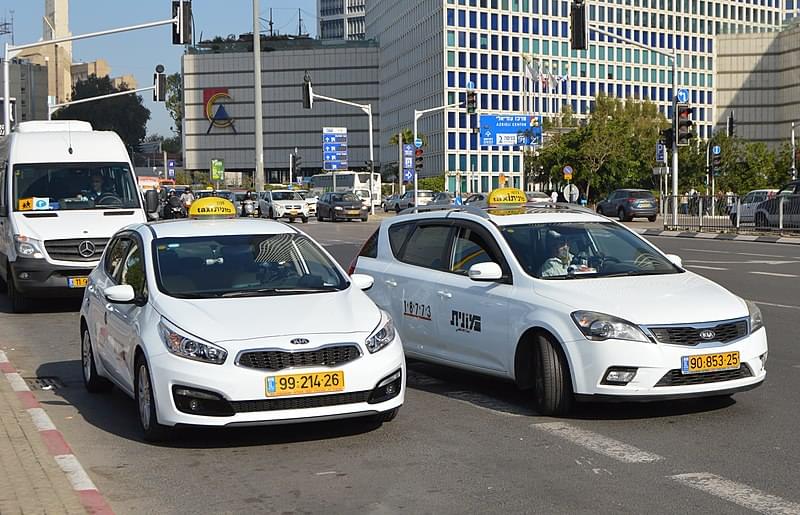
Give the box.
[394,190,434,212]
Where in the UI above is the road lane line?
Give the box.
[752,301,800,310]
[687,265,728,271]
[671,473,800,515]
[681,249,788,258]
[749,271,798,278]
[532,422,664,463]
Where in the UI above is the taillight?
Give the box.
[626,198,636,203]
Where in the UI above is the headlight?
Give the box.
[334,206,344,211]
[361,206,368,210]
[745,300,764,333]
[158,318,227,364]
[571,310,650,343]
[15,235,45,259]
[365,311,396,353]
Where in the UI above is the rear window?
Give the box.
[419,191,434,198]
[359,229,379,259]
[626,191,654,199]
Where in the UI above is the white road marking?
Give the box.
[687,265,729,271]
[315,471,338,476]
[671,472,800,515]
[750,271,798,278]
[0,350,7,362]
[26,408,56,431]
[446,391,528,417]
[532,422,664,463]
[681,248,788,258]
[752,301,800,310]
[54,454,98,491]
[4,372,29,392]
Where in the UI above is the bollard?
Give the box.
[735,198,741,228]
[698,197,704,230]
[779,197,785,230]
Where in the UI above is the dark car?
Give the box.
[754,181,800,228]
[316,192,370,222]
[596,189,658,222]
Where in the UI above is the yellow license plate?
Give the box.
[347,210,360,215]
[681,351,740,374]
[68,277,88,288]
[265,371,345,397]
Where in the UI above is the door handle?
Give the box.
[436,290,453,299]
[385,279,398,287]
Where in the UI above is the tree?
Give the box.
[388,128,427,147]
[53,75,150,151]
[165,73,183,136]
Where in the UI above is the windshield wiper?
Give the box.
[219,286,340,298]
[598,270,674,278]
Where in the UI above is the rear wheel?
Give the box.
[135,355,171,442]
[648,215,657,222]
[81,329,112,393]
[533,335,573,416]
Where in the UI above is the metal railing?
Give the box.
[662,194,800,234]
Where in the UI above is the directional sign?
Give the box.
[403,169,414,182]
[404,157,414,169]
[323,127,347,170]
[676,88,689,103]
[467,81,476,90]
[324,161,348,171]
[712,145,721,155]
[167,159,176,179]
[480,115,542,147]
[656,143,666,164]
[414,138,423,149]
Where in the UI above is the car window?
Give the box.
[396,224,454,271]
[104,237,132,282]
[742,193,754,203]
[388,222,415,258]
[359,229,379,259]
[450,227,493,274]
[628,191,653,199]
[120,241,146,297]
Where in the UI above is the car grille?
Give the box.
[230,390,371,413]
[236,345,361,371]
[648,319,748,346]
[654,364,753,387]
[44,238,108,262]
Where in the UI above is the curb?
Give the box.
[633,228,800,246]
[0,350,114,515]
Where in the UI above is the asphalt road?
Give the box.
[1,219,798,514]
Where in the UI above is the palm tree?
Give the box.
[388,128,427,146]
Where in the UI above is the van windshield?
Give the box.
[12,162,140,211]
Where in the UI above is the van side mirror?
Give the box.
[144,189,160,214]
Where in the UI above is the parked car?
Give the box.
[464,193,488,206]
[296,190,317,216]
[526,191,551,203]
[258,190,309,223]
[316,192,370,222]
[382,194,400,213]
[729,189,777,224]
[394,190,434,212]
[596,189,658,222]
[754,181,800,228]
[425,191,456,209]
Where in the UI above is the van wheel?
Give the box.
[7,267,29,314]
[135,355,171,442]
[81,328,112,393]
[533,334,573,416]
[301,216,308,224]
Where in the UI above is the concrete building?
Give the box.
[715,20,800,146]
[319,0,367,40]
[18,0,72,103]
[71,59,139,90]
[0,59,49,128]
[182,36,379,181]
[367,0,794,190]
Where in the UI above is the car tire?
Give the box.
[7,266,29,314]
[361,216,368,222]
[648,215,657,222]
[316,212,323,222]
[135,355,171,442]
[618,208,630,222]
[301,216,308,223]
[395,204,401,213]
[373,407,400,424]
[596,206,604,215]
[534,334,573,416]
[755,212,769,228]
[81,328,113,393]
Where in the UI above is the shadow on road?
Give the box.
[0,290,82,315]
[36,359,385,449]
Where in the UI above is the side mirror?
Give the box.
[665,254,683,268]
[350,273,374,291]
[468,262,503,281]
[144,189,160,214]
[104,284,136,304]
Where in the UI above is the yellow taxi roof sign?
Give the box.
[188,197,237,219]
[487,187,527,207]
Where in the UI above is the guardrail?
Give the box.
[662,194,800,234]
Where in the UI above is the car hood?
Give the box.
[154,287,382,343]
[534,272,748,325]
[273,199,304,206]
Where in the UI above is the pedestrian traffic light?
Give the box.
[294,153,302,170]
[676,104,694,146]
[570,0,588,51]
[466,91,477,114]
[153,64,167,102]
[415,148,423,172]
[726,112,736,138]
[302,71,313,109]
[172,1,192,45]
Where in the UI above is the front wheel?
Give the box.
[81,329,112,393]
[648,215,657,222]
[7,266,29,313]
[618,208,630,222]
[135,356,171,442]
[395,204,401,213]
[301,216,309,224]
[533,335,573,416]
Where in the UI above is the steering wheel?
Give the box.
[634,253,658,270]
[96,194,122,206]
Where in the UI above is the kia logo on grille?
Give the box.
[77,240,96,258]
[699,329,716,340]
[290,338,310,345]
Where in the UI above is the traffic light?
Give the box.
[172,1,192,45]
[415,148,423,172]
[302,71,313,109]
[570,0,588,51]
[726,112,736,138]
[153,65,167,102]
[711,148,722,175]
[659,128,674,146]
[294,153,303,170]
[466,91,477,114]
[676,103,694,146]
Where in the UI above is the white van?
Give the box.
[0,121,158,312]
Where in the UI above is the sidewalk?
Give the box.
[0,350,111,514]
[621,216,800,245]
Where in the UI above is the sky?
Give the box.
[2,0,317,136]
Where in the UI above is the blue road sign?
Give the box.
[403,169,414,182]
[712,145,721,155]
[167,159,176,178]
[324,161,348,171]
[656,143,666,163]
[323,134,348,143]
[454,195,463,206]
[467,81,475,90]
[323,127,348,170]
[403,144,414,155]
[676,88,689,103]
[479,115,542,147]
[414,138,423,148]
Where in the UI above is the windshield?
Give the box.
[354,189,369,199]
[333,193,360,203]
[12,162,140,211]
[500,222,681,280]
[296,191,307,199]
[197,191,234,201]
[272,192,302,201]
[154,234,348,298]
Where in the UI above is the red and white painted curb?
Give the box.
[0,350,114,515]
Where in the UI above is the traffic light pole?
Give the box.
[253,0,265,192]
[47,85,156,120]
[792,122,797,181]
[413,102,463,207]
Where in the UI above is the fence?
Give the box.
[662,194,800,234]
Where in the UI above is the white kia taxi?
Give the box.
[353,188,767,415]
[80,197,404,440]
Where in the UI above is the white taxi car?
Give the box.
[258,190,310,223]
[353,188,767,415]
[80,198,404,440]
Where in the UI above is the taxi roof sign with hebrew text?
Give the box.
[188,197,237,219]
[487,188,527,207]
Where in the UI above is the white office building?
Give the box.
[319,0,367,40]
[367,0,797,191]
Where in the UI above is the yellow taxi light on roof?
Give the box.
[487,187,527,207]
[188,197,237,219]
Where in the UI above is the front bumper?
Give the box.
[333,209,369,220]
[148,336,406,427]
[565,328,768,399]
[9,257,95,297]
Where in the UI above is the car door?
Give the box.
[382,221,456,361]
[432,222,511,372]
[105,235,148,391]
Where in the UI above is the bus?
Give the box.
[310,171,381,208]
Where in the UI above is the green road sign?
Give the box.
[211,159,225,181]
